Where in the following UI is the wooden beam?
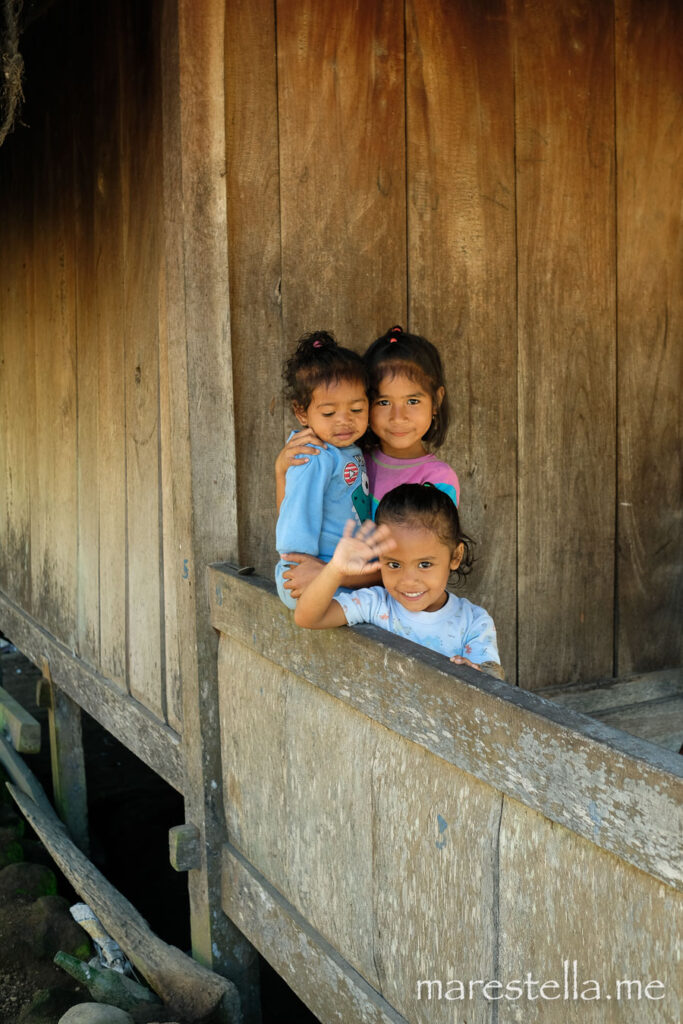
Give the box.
[0,592,183,792]
[0,684,40,753]
[42,663,89,855]
[160,0,259,1017]
[209,565,683,891]
[8,783,240,1024]
[222,844,407,1024]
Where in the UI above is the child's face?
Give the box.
[294,378,369,448]
[370,371,444,459]
[378,522,462,613]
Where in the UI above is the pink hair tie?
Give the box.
[313,339,323,348]
[389,337,398,343]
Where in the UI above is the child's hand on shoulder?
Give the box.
[275,428,326,474]
[331,520,395,577]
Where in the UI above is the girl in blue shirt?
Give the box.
[295,483,503,679]
[275,332,372,608]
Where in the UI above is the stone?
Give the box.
[18,987,86,1024]
[0,823,25,867]
[27,895,92,961]
[0,861,57,901]
[58,1003,134,1024]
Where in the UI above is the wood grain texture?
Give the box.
[276,0,407,345]
[9,785,241,1023]
[0,591,183,792]
[407,0,518,682]
[615,0,683,673]
[225,0,284,575]
[222,845,408,1024]
[94,0,127,692]
[30,5,79,650]
[72,1,100,670]
[0,133,34,613]
[514,0,617,687]
[210,567,683,890]
[165,1,259,1003]
[498,797,681,1023]
[121,0,164,717]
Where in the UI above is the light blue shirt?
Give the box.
[275,439,371,608]
[334,587,500,665]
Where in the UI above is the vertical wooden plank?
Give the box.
[514,0,616,688]
[615,0,683,673]
[407,0,518,682]
[72,1,100,668]
[498,798,681,1023]
[30,6,78,650]
[162,1,259,1012]
[276,0,407,345]
[225,0,283,575]
[94,0,127,692]
[0,132,34,613]
[121,0,164,717]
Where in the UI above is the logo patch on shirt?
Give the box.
[343,462,359,485]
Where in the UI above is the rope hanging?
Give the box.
[0,0,24,148]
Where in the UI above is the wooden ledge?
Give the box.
[209,563,682,892]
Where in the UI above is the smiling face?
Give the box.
[294,378,369,448]
[379,522,463,613]
[370,371,444,459]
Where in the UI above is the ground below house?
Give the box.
[0,642,318,1024]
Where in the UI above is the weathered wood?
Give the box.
[225,0,284,576]
[0,595,183,792]
[515,0,616,687]
[210,567,683,890]
[615,0,683,673]
[407,0,518,682]
[94,0,127,693]
[276,0,407,343]
[169,823,201,872]
[541,669,683,750]
[30,5,79,650]
[0,130,34,612]
[0,734,54,819]
[498,797,681,1023]
[72,1,100,671]
[121,0,164,718]
[0,684,41,753]
[45,676,89,854]
[8,784,241,1024]
[222,844,408,1024]
[162,1,259,1014]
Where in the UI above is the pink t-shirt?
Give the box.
[366,449,460,516]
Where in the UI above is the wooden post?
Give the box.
[160,1,260,1019]
[41,657,89,855]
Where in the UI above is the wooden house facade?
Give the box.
[0,1,680,1021]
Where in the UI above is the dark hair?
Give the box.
[375,483,474,583]
[364,325,450,447]
[283,330,368,410]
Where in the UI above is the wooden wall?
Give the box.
[227,0,682,688]
[0,0,680,721]
[211,567,682,1024]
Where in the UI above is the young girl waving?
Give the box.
[295,483,503,679]
[275,331,371,608]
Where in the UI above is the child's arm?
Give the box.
[275,429,326,512]
[295,520,395,629]
[280,551,381,598]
